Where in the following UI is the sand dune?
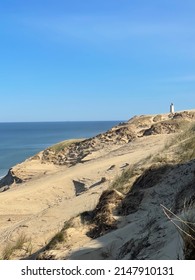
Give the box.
[0,110,195,260]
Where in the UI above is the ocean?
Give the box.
[0,121,120,178]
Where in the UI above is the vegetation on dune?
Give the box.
[110,167,137,193]
[86,190,124,238]
[43,219,74,252]
[45,232,66,250]
[1,233,31,260]
[177,124,195,162]
[181,210,195,260]
[162,204,195,260]
[49,139,84,153]
[149,123,195,164]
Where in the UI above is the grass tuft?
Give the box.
[161,204,195,260]
[1,243,15,260]
[46,232,65,250]
[110,166,141,193]
[1,233,29,260]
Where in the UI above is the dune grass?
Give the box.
[152,123,195,164]
[1,233,29,260]
[110,168,135,193]
[49,139,84,153]
[180,209,195,260]
[45,219,74,250]
[162,204,195,260]
[110,154,154,194]
[46,232,65,250]
[170,123,195,162]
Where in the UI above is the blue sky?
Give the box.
[0,0,194,121]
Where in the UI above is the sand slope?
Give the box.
[0,110,195,259]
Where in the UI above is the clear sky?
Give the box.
[0,0,194,121]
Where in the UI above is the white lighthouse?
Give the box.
[170,103,174,114]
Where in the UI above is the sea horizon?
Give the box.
[0,120,122,123]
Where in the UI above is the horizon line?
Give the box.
[0,120,123,124]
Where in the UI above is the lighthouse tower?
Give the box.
[170,103,174,114]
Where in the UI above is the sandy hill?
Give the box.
[0,110,195,260]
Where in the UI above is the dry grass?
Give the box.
[171,124,195,162]
[178,138,195,162]
[161,204,195,260]
[87,190,124,238]
[1,243,15,260]
[179,204,195,260]
[181,222,195,259]
[154,123,195,164]
[15,233,28,250]
[1,233,29,260]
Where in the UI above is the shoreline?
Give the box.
[0,121,120,184]
[0,172,7,180]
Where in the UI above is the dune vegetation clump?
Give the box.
[49,139,83,153]
[110,168,136,193]
[180,208,195,260]
[161,203,195,260]
[86,190,124,238]
[45,232,66,250]
[166,123,195,163]
[1,233,30,260]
